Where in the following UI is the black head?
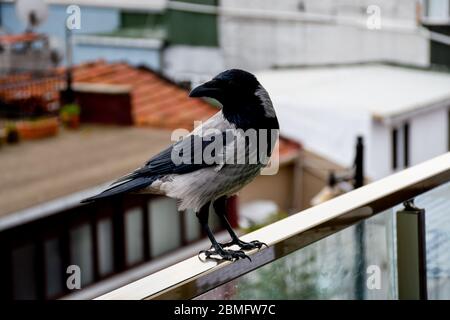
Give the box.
[189,69,259,105]
[189,69,278,130]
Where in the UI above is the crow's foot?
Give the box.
[222,239,268,251]
[198,246,251,262]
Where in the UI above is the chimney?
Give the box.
[70,83,133,125]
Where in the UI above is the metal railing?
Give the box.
[0,71,65,118]
[97,152,450,300]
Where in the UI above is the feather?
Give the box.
[81,176,158,203]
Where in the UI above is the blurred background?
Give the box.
[0,0,449,300]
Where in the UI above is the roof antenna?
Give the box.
[15,0,48,32]
[62,24,75,104]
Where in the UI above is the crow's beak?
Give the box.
[189,80,222,99]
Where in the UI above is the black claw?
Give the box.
[222,239,268,251]
[198,238,268,262]
[251,240,268,250]
[240,251,252,262]
[198,247,251,262]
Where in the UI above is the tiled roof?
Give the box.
[71,61,217,130]
[0,32,46,45]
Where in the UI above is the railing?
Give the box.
[0,71,65,118]
[97,152,450,300]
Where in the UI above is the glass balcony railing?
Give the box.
[96,152,450,300]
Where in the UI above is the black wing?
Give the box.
[116,131,230,181]
[81,132,229,203]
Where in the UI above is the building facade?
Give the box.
[258,64,450,180]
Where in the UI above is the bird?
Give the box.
[81,69,279,261]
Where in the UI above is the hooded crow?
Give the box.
[81,69,279,261]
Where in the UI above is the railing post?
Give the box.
[396,199,427,300]
[354,136,366,300]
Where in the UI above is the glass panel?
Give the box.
[416,180,450,299]
[363,209,398,299]
[44,237,63,298]
[196,209,397,300]
[97,218,114,276]
[149,197,181,257]
[125,207,144,266]
[11,243,37,300]
[185,209,201,242]
[70,223,94,286]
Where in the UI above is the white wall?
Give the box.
[368,106,450,180]
[410,107,449,165]
[368,121,392,179]
[219,0,429,71]
[302,106,450,181]
[162,46,225,85]
[272,95,371,171]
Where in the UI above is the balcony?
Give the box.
[97,152,450,300]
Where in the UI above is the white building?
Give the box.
[257,63,450,179]
[161,0,432,82]
[220,0,429,70]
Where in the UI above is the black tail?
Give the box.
[81,176,156,203]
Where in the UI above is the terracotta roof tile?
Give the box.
[68,61,215,131]
[0,32,46,45]
[278,137,302,160]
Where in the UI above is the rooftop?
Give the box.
[258,64,450,122]
[71,61,218,130]
[0,125,171,216]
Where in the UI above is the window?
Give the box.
[404,123,410,168]
[184,209,201,243]
[44,237,64,298]
[70,223,94,286]
[125,207,144,266]
[11,243,38,300]
[97,218,114,276]
[149,198,181,257]
[392,128,398,170]
[167,2,219,47]
[391,122,410,171]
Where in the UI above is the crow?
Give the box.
[81,69,279,261]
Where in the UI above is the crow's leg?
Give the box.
[197,202,250,262]
[213,196,268,251]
